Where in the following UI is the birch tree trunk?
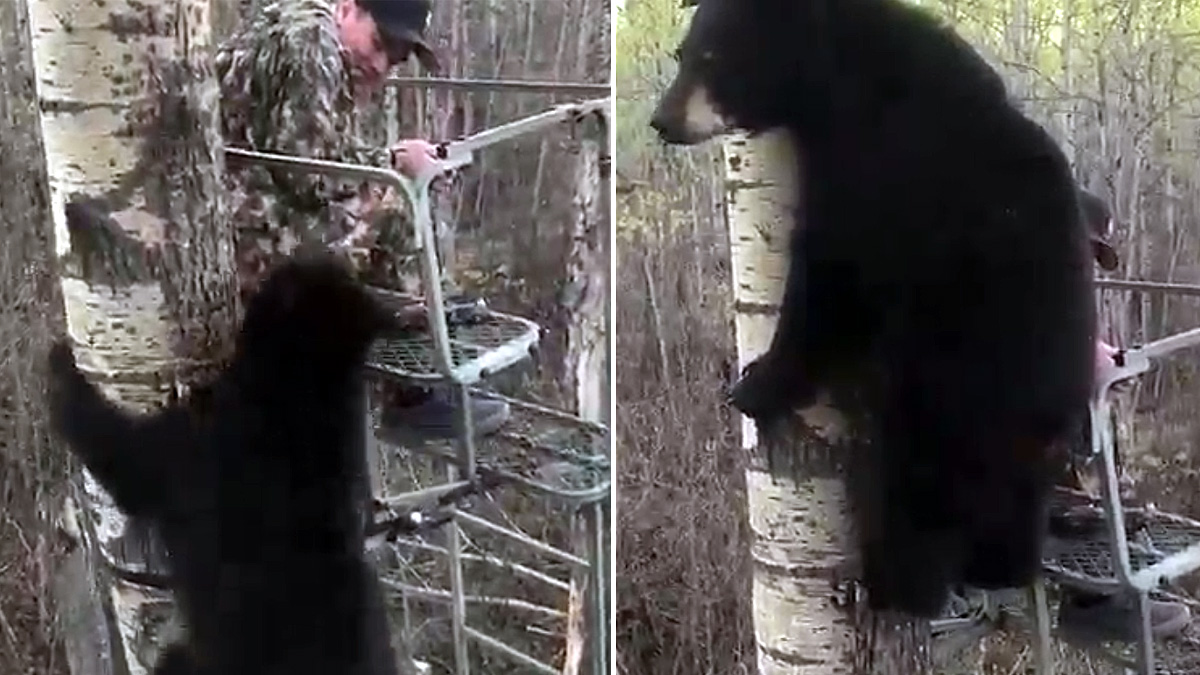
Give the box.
[565,118,610,429]
[561,112,610,675]
[27,0,239,673]
[724,130,930,675]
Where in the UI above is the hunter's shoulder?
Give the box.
[218,0,344,74]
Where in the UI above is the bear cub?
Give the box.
[48,231,404,674]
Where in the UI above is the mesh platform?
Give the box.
[364,288,540,384]
[375,393,610,504]
[1043,490,1200,592]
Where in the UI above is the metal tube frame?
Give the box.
[464,626,560,675]
[224,94,612,675]
[456,510,590,568]
[1030,577,1053,675]
[1030,279,1200,675]
[1096,278,1200,298]
[927,280,1200,674]
[387,76,610,97]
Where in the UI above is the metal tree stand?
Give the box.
[226,87,611,675]
[931,279,1200,675]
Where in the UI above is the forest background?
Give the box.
[615,0,1200,672]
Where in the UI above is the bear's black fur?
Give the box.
[48,247,403,674]
[652,0,1095,616]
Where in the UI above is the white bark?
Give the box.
[724,129,857,674]
[28,1,234,673]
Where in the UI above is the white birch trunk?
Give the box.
[724,130,929,675]
[27,1,237,673]
[724,130,857,674]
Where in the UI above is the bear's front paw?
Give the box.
[728,355,806,423]
[47,340,77,378]
[46,341,86,421]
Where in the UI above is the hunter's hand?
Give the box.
[390,139,439,179]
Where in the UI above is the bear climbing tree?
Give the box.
[652,0,1095,618]
[47,247,404,675]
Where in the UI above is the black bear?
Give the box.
[48,242,404,674]
[652,0,1096,616]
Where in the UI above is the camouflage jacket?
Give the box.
[216,0,418,294]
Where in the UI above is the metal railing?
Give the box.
[1043,279,1200,675]
[926,277,1200,672]
[225,81,611,675]
[929,278,1200,675]
[387,76,610,97]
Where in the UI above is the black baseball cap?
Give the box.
[357,0,440,72]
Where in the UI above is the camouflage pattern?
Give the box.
[215,0,421,298]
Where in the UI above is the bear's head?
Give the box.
[650,0,833,145]
[650,0,1008,146]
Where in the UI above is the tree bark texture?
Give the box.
[723,130,931,675]
[564,115,610,428]
[561,113,610,675]
[26,0,239,673]
[0,1,78,673]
